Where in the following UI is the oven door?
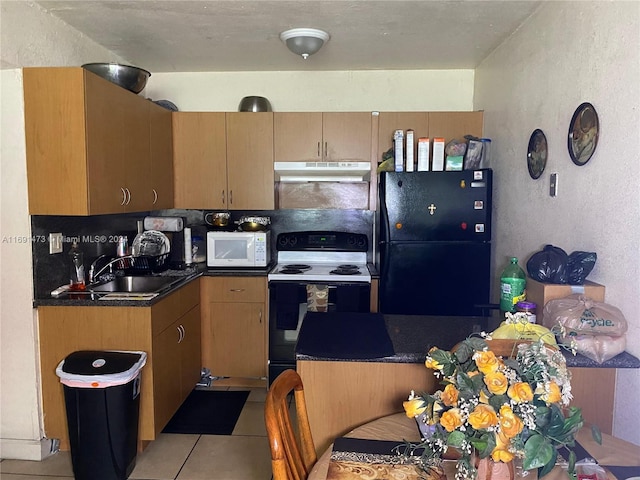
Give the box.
[268,280,371,383]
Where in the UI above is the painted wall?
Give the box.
[0,1,126,460]
[144,70,475,112]
[474,1,640,444]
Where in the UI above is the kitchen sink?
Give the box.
[88,276,184,294]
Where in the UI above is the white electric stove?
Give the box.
[267,231,372,384]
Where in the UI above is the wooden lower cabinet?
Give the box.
[297,360,437,456]
[38,281,200,450]
[297,361,615,457]
[201,276,267,380]
[568,367,615,435]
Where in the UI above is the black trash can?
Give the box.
[56,350,147,480]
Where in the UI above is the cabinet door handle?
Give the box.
[317,141,320,157]
[124,188,131,205]
[229,190,233,205]
[259,309,262,324]
[177,324,185,343]
[229,288,245,292]
[152,189,158,205]
[221,190,226,205]
[120,187,127,205]
[324,141,328,159]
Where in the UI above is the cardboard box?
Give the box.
[432,137,445,171]
[394,130,404,172]
[526,278,605,325]
[405,130,415,171]
[417,138,430,171]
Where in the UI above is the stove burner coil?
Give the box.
[279,268,304,275]
[283,264,311,271]
[330,265,362,275]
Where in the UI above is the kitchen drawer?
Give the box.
[202,276,266,303]
[151,279,200,336]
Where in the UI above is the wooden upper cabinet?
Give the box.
[226,112,275,210]
[274,112,372,163]
[377,112,429,163]
[428,111,484,143]
[149,103,174,210]
[374,111,484,168]
[119,88,151,212]
[172,112,227,209]
[274,112,323,161]
[23,67,159,215]
[173,112,274,210]
[322,112,372,162]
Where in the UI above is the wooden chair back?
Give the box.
[265,369,317,480]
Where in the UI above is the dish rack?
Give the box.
[115,253,170,274]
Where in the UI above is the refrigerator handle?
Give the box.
[379,184,391,247]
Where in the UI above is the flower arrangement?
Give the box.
[402,313,597,480]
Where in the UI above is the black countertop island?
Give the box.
[295,312,640,369]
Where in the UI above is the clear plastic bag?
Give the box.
[561,333,626,364]
[543,295,628,336]
[575,458,607,480]
[544,295,628,363]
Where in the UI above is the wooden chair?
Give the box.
[265,369,317,480]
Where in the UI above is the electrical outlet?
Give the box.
[49,233,63,254]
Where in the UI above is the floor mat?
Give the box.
[162,390,250,435]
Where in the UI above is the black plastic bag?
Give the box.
[567,251,597,284]
[526,245,569,284]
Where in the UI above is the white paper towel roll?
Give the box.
[184,228,192,265]
[144,216,184,232]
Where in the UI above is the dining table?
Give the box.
[308,412,640,480]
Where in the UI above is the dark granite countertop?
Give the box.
[35,269,202,307]
[296,313,640,369]
[34,263,272,307]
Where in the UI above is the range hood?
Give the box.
[274,161,372,182]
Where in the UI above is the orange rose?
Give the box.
[543,381,562,404]
[491,431,515,462]
[468,404,498,430]
[474,350,499,374]
[441,384,459,407]
[440,408,463,432]
[484,371,508,395]
[507,382,533,403]
[479,389,490,404]
[403,397,427,418]
[499,405,524,438]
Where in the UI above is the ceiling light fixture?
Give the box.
[280,28,330,60]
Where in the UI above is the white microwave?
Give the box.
[206,231,270,268]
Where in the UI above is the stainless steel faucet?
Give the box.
[88,254,134,284]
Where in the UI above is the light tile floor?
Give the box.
[0,384,275,480]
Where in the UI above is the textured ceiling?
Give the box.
[36,0,541,73]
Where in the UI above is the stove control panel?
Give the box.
[276,231,368,252]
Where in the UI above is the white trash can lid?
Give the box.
[56,350,147,388]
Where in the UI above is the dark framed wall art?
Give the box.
[568,102,599,166]
[527,129,547,179]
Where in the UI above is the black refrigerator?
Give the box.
[376,169,493,316]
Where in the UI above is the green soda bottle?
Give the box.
[499,257,526,313]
